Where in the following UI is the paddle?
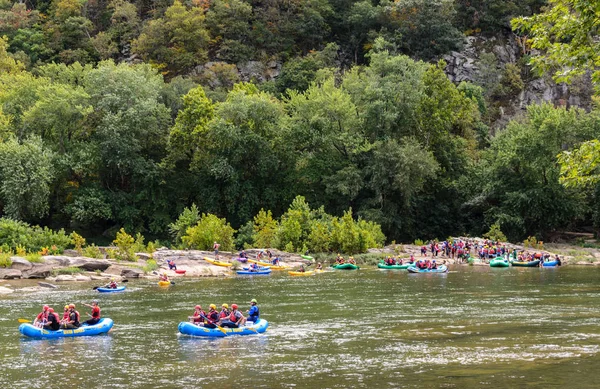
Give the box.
[92,279,129,290]
[18,318,31,323]
[200,313,227,335]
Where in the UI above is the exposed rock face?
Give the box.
[0,269,22,279]
[69,258,111,271]
[23,265,54,279]
[10,257,33,271]
[121,268,144,278]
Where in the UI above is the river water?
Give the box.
[1,266,599,388]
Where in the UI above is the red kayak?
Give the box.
[175,269,186,274]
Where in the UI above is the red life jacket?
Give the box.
[91,306,101,319]
[229,312,238,323]
[207,311,219,324]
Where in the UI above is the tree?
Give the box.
[182,213,235,251]
[0,136,55,221]
[558,139,600,189]
[512,0,600,91]
[132,1,209,77]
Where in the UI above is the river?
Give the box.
[1,265,599,388]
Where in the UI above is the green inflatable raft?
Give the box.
[332,263,359,270]
[489,258,509,267]
[377,262,412,270]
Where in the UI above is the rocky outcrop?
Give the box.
[69,258,111,271]
[10,257,33,271]
[121,268,144,278]
[0,269,22,279]
[38,282,58,289]
[23,265,54,279]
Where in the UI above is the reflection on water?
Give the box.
[1,266,600,388]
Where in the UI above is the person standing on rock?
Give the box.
[213,241,220,260]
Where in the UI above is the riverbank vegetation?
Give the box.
[0,0,598,248]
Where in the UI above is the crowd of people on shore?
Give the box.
[187,299,260,329]
[32,301,101,331]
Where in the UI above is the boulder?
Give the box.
[69,258,111,271]
[42,256,71,267]
[75,275,92,282]
[23,265,54,279]
[55,275,74,282]
[121,268,144,278]
[136,253,152,261]
[38,282,58,289]
[0,269,22,279]
[62,249,80,257]
[10,257,33,271]
[0,286,14,294]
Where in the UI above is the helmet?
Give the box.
[209,304,217,309]
[111,278,115,281]
[222,304,229,309]
[64,305,69,310]
[69,304,75,309]
[48,308,54,313]
[43,305,49,310]
[250,299,257,304]
[92,300,98,305]
[195,305,201,310]
[231,304,238,310]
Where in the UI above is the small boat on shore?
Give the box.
[204,258,232,267]
[247,259,287,270]
[511,260,540,267]
[489,258,509,268]
[175,269,186,274]
[542,260,560,267]
[19,318,114,339]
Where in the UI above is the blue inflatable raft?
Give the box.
[236,269,272,275]
[178,319,268,337]
[407,265,448,273]
[19,318,114,338]
[542,260,560,267]
[97,286,126,293]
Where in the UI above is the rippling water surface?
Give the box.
[1,266,599,388]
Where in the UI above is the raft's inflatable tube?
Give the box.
[489,259,509,268]
[407,265,448,273]
[511,260,540,267]
[178,319,268,337]
[158,281,172,287]
[247,259,287,270]
[288,270,314,276]
[97,286,126,293]
[332,263,359,270]
[542,260,560,267]
[377,262,412,269]
[236,269,272,275]
[19,318,113,339]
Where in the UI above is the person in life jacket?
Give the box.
[239,250,247,259]
[204,304,220,328]
[272,256,280,265]
[246,299,260,323]
[168,259,177,270]
[298,264,306,273]
[220,304,246,328]
[159,272,169,282]
[348,257,356,265]
[250,262,259,272]
[83,301,101,325]
[44,308,61,331]
[62,304,80,329]
[33,305,50,328]
[213,241,220,259]
[409,254,415,263]
[188,305,206,325]
[431,260,438,269]
[219,304,230,320]
[316,262,323,270]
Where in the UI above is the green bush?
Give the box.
[252,209,278,248]
[83,244,103,259]
[484,222,508,242]
[168,204,200,244]
[182,213,235,251]
[0,218,70,253]
[143,259,158,273]
[113,228,137,261]
[0,252,12,267]
[53,267,84,275]
[25,253,44,263]
[70,232,86,254]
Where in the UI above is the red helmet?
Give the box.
[195,305,201,310]
[48,308,54,313]
[231,304,238,310]
[43,305,49,310]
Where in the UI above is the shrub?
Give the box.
[70,232,86,254]
[284,241,294,253]
[0,252,12,267]
[83,244,103,259]
[414,239,425,246]
[0,218,70,253]
[25,253,43,263]
[235,221,255,250]
[143,259,158,273]
[133,233,146,253]
[182,213,235,251]
[53,266,84,275]
[253,209,278,248]
[105,248,118,259]
[523,235,537,248]
[113,228,137,261]
[15,244,26,257]
[168,204,200,244]
[484,222,508,243]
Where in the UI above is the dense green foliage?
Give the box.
[1,0,600,245]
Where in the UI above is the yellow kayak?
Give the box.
[158,281,171,287]
[288,270,314,276]
[204,257,232,267]
[248,259,287,270]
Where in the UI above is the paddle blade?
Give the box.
[18,319,31,323]
[92,286,99,290]
[217,326,228,335]
[170,281,175,285]
[122,279,129,283]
